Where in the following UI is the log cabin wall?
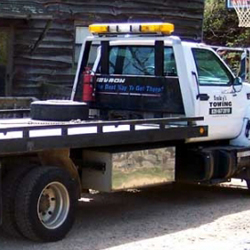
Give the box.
[0,0,205,99]
[13,19,75,98]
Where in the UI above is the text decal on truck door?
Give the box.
[96,76,164,97]
[209,95,232,115]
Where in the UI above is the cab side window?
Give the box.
[192,48,234,85]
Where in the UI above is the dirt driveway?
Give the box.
[1,182,250,250]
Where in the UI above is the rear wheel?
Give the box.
[2,166,34,237]
[15,166,78,242]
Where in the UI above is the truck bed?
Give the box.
[0,117,207,155]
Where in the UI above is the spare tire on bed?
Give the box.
[31,100,89,121]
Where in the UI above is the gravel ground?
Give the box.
[1,181,250,250]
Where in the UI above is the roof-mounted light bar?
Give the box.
[89,22,175,35]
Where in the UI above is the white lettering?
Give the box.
[96,78,126,84]
[97,78,103,83]
[209,102,232,108]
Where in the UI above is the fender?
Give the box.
[231,105,250,147]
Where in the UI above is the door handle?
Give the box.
[197,93,210,101]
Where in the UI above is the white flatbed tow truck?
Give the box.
[1,22,250,243]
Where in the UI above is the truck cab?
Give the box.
[72,23,250,146]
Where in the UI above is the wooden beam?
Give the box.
[0,13,53,20]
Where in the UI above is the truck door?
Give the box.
[192,48,245,140]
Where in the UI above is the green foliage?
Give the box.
[203,0,250,46]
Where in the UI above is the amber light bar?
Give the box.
[89,22,175,35]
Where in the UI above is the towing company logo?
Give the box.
[209,95,232,115]
[96,78,126,84]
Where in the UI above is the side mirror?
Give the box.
[234,77,243,86]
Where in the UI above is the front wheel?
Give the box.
[15,166,78,242]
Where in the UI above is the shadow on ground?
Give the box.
[0,183,250,249]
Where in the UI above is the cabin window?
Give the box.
[107,46,177,76]
[109,46,155,75]
[192,48,234,86]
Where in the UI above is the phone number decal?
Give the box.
[209,108,232,115]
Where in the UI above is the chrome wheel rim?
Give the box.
[37,182,70,229]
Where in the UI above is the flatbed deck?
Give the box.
[0,116,207,155]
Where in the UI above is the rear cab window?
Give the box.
[97,45,178,77]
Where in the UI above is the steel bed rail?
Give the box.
[0,116,204,135]
[0,116,208,155]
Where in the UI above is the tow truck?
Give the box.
[1,22,250,242]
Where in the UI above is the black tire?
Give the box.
[15,166,78,242]
[2,166,34,238]
[31,100,89,121]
